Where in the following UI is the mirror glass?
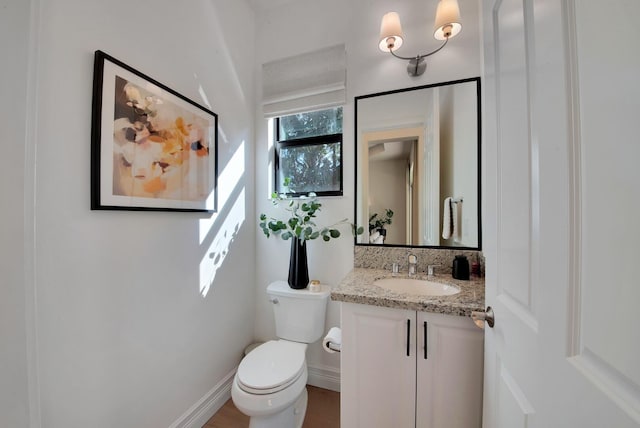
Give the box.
[355,77,481,249]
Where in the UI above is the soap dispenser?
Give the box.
[452,255,470,280]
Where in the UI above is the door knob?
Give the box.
[471,306,495,329]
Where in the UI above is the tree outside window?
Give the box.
[275,107,343,196]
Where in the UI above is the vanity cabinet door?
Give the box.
[416,312,484,428]
[341,302,416,428]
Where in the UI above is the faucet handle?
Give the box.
[391,262,400,276]
[427,265,440,276]
[408,253,417,264]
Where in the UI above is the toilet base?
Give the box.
[248,387,307,428]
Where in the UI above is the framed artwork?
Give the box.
[91,50,217,212]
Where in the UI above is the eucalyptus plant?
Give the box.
[259,179,363,243]
[369,209,394,231]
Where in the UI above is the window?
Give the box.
[274,107,343,197]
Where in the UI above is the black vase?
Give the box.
[288,237,309,289]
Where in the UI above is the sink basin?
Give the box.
[374,278,460,297]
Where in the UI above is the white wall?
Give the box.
[2,1,257,427]
[451,82,479,246]
[253,0,481,381]
[439,82,478,247]
[0,0,34,426]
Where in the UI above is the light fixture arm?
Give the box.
[389,37,448,77]
[388,37,449,61]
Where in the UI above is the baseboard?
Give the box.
[307,364,341,392]
[169,368,236,428]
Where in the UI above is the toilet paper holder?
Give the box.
[325,341,341,353]
[323,327,342,353]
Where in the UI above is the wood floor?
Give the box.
[204,385,340,428]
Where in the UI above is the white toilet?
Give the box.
[231,280,330,428]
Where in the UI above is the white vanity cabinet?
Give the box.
[340,302,484,428]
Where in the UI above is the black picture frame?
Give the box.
[91,50,218,212]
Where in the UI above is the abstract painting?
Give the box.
[91,50,217,212]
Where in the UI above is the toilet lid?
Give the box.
[237,340,306,395]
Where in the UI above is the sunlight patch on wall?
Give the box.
[195,79,213,110]
[200,187,246,297]
[199,140,245,244]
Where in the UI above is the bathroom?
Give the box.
[3,0,638,427]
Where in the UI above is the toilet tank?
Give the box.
[267,281,330,343]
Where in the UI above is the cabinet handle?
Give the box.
[406,319,411,357]
[423,321,428,359]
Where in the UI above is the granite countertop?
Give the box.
[331,268,485,317]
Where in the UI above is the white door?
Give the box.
[482,1,640,427]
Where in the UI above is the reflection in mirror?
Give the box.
[355,77,481,249]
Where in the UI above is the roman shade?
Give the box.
[262,44,346,118]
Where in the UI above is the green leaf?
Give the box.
[269,221,286,232]
[330,229,340,238]
[309,231,320,240]
[322,235,330,242]
[259,213,267,221]
[281,231,292,240]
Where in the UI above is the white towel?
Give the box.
[452,199,460,242]
[442,197,453,239]
[443,197,462,241]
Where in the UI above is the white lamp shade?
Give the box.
[379,12,404,52]
[433,0,462,40]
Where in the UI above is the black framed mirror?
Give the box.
[355,77,481,249]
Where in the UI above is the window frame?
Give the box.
[274,114,343,198]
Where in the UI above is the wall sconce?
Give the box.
[378,0,462,77]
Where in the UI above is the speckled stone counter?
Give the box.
[331,268,485,317]
[354,246,484,276]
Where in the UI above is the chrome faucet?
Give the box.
[408,253,417,276]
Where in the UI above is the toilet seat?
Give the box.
[237,340,306,395]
